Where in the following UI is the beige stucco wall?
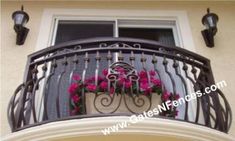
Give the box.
[1,1,235,138]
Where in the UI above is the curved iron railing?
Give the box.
[8,37,232,132]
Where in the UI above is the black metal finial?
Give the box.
[21,5,24,11]
[207,8,210,13]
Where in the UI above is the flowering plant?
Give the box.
[68,68,179,116]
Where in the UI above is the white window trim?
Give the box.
[36,8,196,50]
[35,8,198,122]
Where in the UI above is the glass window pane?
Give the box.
[55,21,115,45]
[119,28,175,46]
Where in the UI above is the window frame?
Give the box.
[51,18,180,46]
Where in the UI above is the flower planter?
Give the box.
[86,92,162,114]
[68,62,179,116]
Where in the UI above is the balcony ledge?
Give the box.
[3,116,234,141]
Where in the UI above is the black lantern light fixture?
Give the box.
[12,5,30,45]
[201,8,219,48]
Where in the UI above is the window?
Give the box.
[36,9,196,121]
[54,20,176,46]
[44,19,185,119]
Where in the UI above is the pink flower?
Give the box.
[72,74,81,81]
[138,70,147,78]
[162,91,171,101]
[144,87,152,95]
[175,110,179,116]
[125,80,132,88]
[140,82,149,90]
[116,67,125,74]
[149,70,156,76]
[151,78,161,87]
[85,77,93,84]
[100,81,108,90]
[86,84,97,92]
[102,69,108,76]
[140,78,148,83]
[118,77,126,85]
[98,76,104,81]
[91,76,96,81]
[174,94,180,100]
[68,83,79,94]
[110,87,115,95]
[72,95,80,103]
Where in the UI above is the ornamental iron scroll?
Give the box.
[93,61,152,114]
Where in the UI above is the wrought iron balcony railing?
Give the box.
[8,37,232,133]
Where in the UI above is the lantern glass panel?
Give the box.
[14,13,27,26]
[206,16,216,28]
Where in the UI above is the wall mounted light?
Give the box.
[12,5,30,45]
[201,8,219,48]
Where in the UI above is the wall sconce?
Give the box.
[201,8,219,48]
[12,5,30,45]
